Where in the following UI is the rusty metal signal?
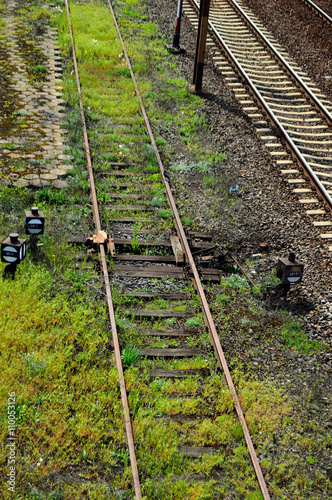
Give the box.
[277,253,304,285]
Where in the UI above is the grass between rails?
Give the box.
[0,0,330,498]
[51,1,268,497]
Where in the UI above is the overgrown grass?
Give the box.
[281,321,328,353]
[0,260,130,498]
[0,0,329,498]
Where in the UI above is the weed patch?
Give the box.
[0,260,128,496]
[281,321,327,353]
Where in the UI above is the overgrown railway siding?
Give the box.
[62,0,274,496]
[0,0,331,498]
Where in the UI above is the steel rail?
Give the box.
[63,1,142,498]
[224,0,332,126]
[301,0,332,25]
[229,254,256,288]
[105,1,271,498]
[189,0,332,215]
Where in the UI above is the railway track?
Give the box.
[301,0,332,24]
[184,0,332,248]
[62,0,272,498]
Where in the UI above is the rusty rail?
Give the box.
[105,0,271,498]
[63,0,272,496]
[229,254,256,288]
[63,1,142,498]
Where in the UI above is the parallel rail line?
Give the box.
[64,0,271,497]
[301,0,332,25]
[185,0,332,244]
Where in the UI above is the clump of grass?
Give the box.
[193,161,212,174]
[30,64,48,74]
[216,293,231,304]
[115,67,131,77]
[152,186,164,196]
[181,217,194,227]
[121,347,140,368]
[264,269,280,287]
[155,137,167,146]
[116,317,131,330]
[97,192,111,203]
[164,317,176,326]
[158,208,172,219]
[203,176,215,189]
[37,188,67,205]
[0,185,34,212]
[147,173,160,182]
[142,144,157,162]
[174,305,186,311]
[281,321,327,353]
[225,275,249,289]
[145,164,159,173]
[185,317,203,328]
[237,377,291,438]
[151,196,166,207]
[99,153,118,162]
[111,449,130,466]
[306,456,318,465]
[209,152,225,164]
[30,159,46,165]
[170,161,191,173]
[154,298,167,309]
[20,352,46,376]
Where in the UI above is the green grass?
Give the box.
[216,293,231,304]
[0,260,129,497]
[30,64,48,74]
[225,274,249,289]
[281,321,328,353]
[0,0,328,498]
[185,316,204,328]
[121,347,140,368]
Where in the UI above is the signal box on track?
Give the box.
[276,253,304,285]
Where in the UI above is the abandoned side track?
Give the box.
[63,0,271,497]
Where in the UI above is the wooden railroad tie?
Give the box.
[139,348,199,358]
[125,309,191,318]
[112,264,220,281]
[141,328,197,337]
[149,368,207,379]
